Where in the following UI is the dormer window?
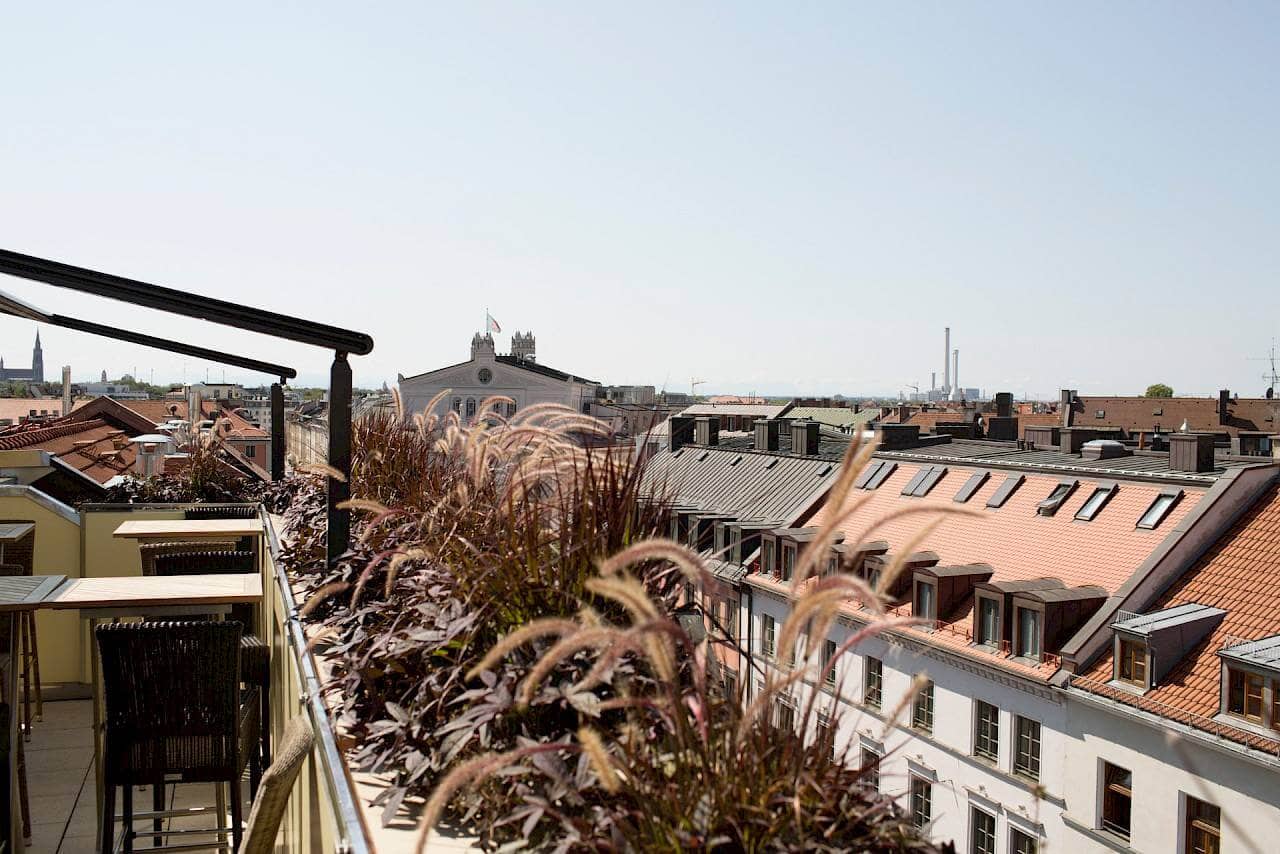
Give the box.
[1015,606,1042,660]
[780,545,795,582]
[1227,668,1264,722]
[975,595,1000,648]
[1036,480,1077,517]
[914,579,937,624]
[761,539,776,576]
[1075,483,1117,521]
[1137,489,1183,530]
[1117,638,1148,688]
[824,554,838,578]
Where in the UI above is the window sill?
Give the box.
[1060,812,1136,852]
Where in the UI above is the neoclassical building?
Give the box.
[397,331,600,421]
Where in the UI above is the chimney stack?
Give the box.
[61,366,72,416]
[694,416,720,447]
[1060,389,1077,427]
[1169,432,1216,473]
[1218,389,1231,426]
[754,419,780,452]
[791,420,821,456]
[668,416,695,452]
[995,392,1013,419]
[952,349,960,400]
[943,327,951,396]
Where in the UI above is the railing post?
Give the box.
[327,352,352,565]
[270,381,286,481]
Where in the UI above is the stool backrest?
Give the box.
[242,716,316,853]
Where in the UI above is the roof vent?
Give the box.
[790,420,820,456]
[1168,433,1215,473]
[694,416,720,447]
[754,419,780,452]
[1081,439,1131,461]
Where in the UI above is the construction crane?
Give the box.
[902,383,919,400]
[691,378,707,397]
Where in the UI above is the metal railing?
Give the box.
[261,506,372,854]
[1069,673,1280,757]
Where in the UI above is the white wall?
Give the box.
[748,589,1069,853]
[1064,694,1280,853]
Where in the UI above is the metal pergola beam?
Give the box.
[0,248,373,355]
[0,249,374,560]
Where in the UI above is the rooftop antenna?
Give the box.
[1249,341,1280,397]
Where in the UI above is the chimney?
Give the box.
[943,327,951,395]
[853,403,861,414]
[668,416,695,452]
[61,366,72,416]
[1169,432,1216,473]
[879,424,921,450]
[791,420,820,456]
[996,392,1013,419]
[897,404,912,423]
[1059,427,1100,455]
[754,419,780,452]
[1218,389,1231,425]
[953,349,960,399]
[694,416,720,447]
[1060,389,1077,427]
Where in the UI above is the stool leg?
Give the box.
[229,777,243,853]
[122,784,133,854]
[18,615,31,741]
[153,784,164,847]
[215,782,227,848]
[101,783,116,854]
[26,614,41,722]
[260,677,271,769]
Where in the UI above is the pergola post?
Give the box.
[270,381,286,481]
[327,352,353,565]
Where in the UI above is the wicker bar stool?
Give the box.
[139,540,238,577]
[149,550,273,769]
[96,621,261,854]
[242,717,314,854]
[0,521,41,736]
[0,564,31,844]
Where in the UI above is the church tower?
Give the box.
[31,330,44,384]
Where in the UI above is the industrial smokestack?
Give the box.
[930,371,936,391]
[943,327,951,394]
[953,349,960,400]
[61,366,71,416]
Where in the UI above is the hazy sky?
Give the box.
[2,3,1278,398]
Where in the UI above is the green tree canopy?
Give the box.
[1144,383,1174,398]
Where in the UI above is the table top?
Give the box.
[0,523,35,543]
[44,573,263,610]
[112,519,264,540]
[0,575,66,611]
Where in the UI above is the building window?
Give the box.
[1138,490,1183,530]
[953,470,990,503]
[465,398,477,418]
[970,807,997,854]
[245,445,256,458]
[775,697,795,732]
[762,540,776,576]
[976,597,1000,647]
[1014,716,1041,781]
[973,700,999,762]
[909,775,932,828]
[452,397,462,413]
[1075,484,1116,521]
[1036,480,1077,516]
[1101,762,1133,840]
[861,748,880,791]
[1118,638,1148,688]
[1185,796,1220,854]
[864,656,883,708]
[724,598,739,643]
[912,682,934,733]
[762,615,776,660]
[986,473,1025,508]
[1010,827,1039,854]
[915,581,936,623]
[1227,668,1264,722]
[781,546,795,582]
[1015,607,1042,660]
[723,669,737,700]
[822,639,838,687]
[815,713,834,760]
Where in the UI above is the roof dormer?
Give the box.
[865,550,939,604]
[912,563,994,626]
[1009,584,1107,664]
[1112,604,1226,691]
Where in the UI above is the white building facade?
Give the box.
[398,332,599,421]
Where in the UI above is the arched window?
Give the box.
[465,398,477,419]
[452,397,462,414]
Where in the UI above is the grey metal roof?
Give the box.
[1220,634,1280,668]
[678,403,790,418]
[875,438,1265,484]
[976,577,1066,594]
[781,407,877,428]
[1018,585,1108,604]
[642,445,838,527]
[1113,603,1227,636]
[922,563,995,579]
[717,430,851,460]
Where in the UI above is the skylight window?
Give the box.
[1036,480,1077,517]
[697,451,710,462]
[901,468,930,495]
[1075,484,1117,521]
[954,471,990,503]
[854,460,886,488]
[863,461,897,490]
[903,465,947,497]
[985,474,1025,509]
[729,455,743,466]
[1137,490,1183,530]
[764,458,778,470]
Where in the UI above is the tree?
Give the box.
[1145,383,1174,398]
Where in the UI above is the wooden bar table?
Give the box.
[0,574,66,854]
[44,573,263,852]
[111,518,264,544]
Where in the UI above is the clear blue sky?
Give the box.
[2,3,1278,399]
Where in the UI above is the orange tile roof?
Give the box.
[1079,484,1280,743]
[811,462,1201,594]
[0,417,138,482]
[119,399,268,439]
